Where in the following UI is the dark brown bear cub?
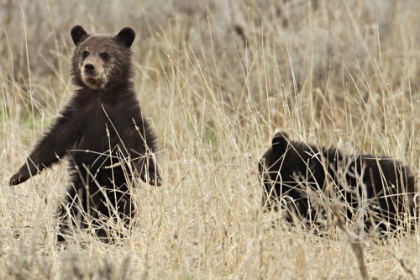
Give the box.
[10,25,161,242]
[259,132,417,236]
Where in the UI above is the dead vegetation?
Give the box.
[1,0,419,279]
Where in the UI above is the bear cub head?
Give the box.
[70,25,136,89]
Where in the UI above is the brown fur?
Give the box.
[10,26,161,242]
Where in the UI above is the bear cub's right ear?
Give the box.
[71,25,89,46]
[272,132,289,147]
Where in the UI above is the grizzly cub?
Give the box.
[10,25,161,242]
[259,132,417,235]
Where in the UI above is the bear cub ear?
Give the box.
[272,132,289,147]
[71,25,89,46]
[116,27,136,48]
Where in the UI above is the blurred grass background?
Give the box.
[1,0,419,279]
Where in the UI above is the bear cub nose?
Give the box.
[84,64,95,71]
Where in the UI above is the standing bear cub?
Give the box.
[259,132,418,235]
[10,25,161,242]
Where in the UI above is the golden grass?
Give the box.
[1,0,419,279]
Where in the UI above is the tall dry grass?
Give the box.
[1,0,419,279]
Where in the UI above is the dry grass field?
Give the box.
[1,0,420,279]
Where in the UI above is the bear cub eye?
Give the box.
[100,53,109,61]
[82,51,89,58]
